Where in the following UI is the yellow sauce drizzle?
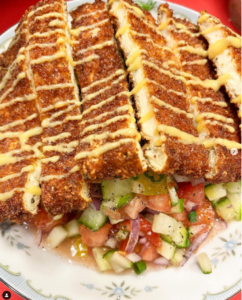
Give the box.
[139,111,155,124]
[25,186,41,195]
[208,37,241,59]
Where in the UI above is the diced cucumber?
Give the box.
[115,230,129,241]
[205,184,227,201]
[170,199,184,213]
[160,234,173,244]
[227,192,241,221]
[79,206,107,231]
[93,248,112,272]
[198,252,212,274]
[157,240,176,260]
[152,213,177,235]
[214,198,236,221]
[170,248,185,265]
[109,218,124,225]
[101,178,133,200]
[224,181,241,194]
[109,252,133,272]
[171,221,188,248]
[64,220,80,238]
[103,249,118,261]
[167,175,179,206]
[188,224,206,238]
[101,193,134,211]
[47,226,68,249]
[110,262,125,273]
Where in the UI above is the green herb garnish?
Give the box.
[133,260,147,274]
[187,211,198,223]
[137,0,156,11]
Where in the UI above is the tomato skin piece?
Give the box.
[79,223,111,248]
[35,208,67,233]
[177,183,205,206]
[139,216,162,248]
[148,194,171,213]
[139,242,159,262]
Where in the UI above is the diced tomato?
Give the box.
[79,223,111,248]
[122,195,149,219]
[177,182,191,188]
[109,224,119,236]
[35,208,67,233]
[172,200,214,227]
[120,238,140,253]
[148,194,171,213]
[139,216,162,248]
[177,183,205,206]
[172,211,189,223]
[117,220,131,231]
[190,200,214,226]
[138,242,159,262]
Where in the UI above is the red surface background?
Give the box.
[0,0,241,299]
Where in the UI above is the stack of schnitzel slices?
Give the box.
[109,0,241,183]
[0,0,241,224]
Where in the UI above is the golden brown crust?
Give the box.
[0,23,42,223]
[109,0,210,177]
[71,0,146,182]
[157,4,241,183]
[198,11,241,119]
[26,0,90,215]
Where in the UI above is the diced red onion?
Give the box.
[37,230,42,247]
[184,201,199,212]
[126,253,142,263]
[125,216,140,253]
[214,219,227,230]
[90,183,103,199]
[105,238,117,249]
[139,237,147,244]
[173,174,191,182]
[139,232,145,237]
[145,208,159,215]
[180,226,211,266]
[91,198,102,211]
[154,257,169,266]
[191,177,205,186]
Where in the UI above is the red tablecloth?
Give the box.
[0,0,241,299]
[0,0,240,34]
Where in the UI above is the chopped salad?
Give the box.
[34,172,241,275]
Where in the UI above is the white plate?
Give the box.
[0,1,241,299]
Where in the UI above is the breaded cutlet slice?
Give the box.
[26,0,90,215]
[198,11,241,120]
[0,32,42,223]
[158,4,241,183]
[109,0,209,178]
[0,17,27,73]
[70,0,147,182]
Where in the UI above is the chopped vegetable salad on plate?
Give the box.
[34,172,241,275]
